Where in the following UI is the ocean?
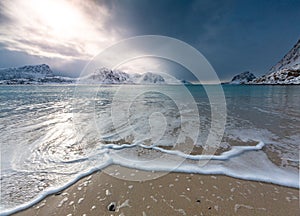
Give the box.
[0,84,299,214]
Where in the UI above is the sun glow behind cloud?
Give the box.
[0,0,122,60]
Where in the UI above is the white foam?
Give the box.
[0,159,112,216]
[4,140,298,215]
[108,141,299,188]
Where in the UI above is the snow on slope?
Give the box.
[0,65,191,85]
[0,64,73,84]
[79,67,195,85]
[0,64,53,80]
[78,67,166,84]
[133,72,165,84]
[250,69,300,84]
[269,39,300,74]
[228,39,300,85]
[79,67,131,84]
[250,39,300,84]
[229,71,256,84]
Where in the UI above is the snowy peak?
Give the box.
[134,72,165,84]
[83,67,130,84]
[79,67,166,84]
[229,39,300,85]
[0,64,73,84]
[230,71,256,84]
[251,69,299,84]
[0,65,187,85]
[0,64,53,80]
[14,64,53,75]
[251,39,300,84]
[269,39,300,74]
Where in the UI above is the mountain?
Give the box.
[78,67,166,84]
[251,39,300,84]
[0,65,190,85]
[0,64,52,80]
[229,71,256,84]
[0,64,73,84]
[268,39,300,74]
[80,67,131,84]
[134,72,165,84]
[250,69,299,84]
[229,39,300,85]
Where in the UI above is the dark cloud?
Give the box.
[0,49,51,71]
[107,0,232,40]
[0,1,12,24]
[104,0,300,80]
[0,0,299,81]
[0,48,87,77]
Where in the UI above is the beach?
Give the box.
[1,85,299,215]
[13,165,299,216]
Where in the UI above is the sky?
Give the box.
[0,0,299,81]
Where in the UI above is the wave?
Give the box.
[1,85,299,215]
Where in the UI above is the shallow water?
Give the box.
[0,84,299,214]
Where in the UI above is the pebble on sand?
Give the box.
[107,202,116,211]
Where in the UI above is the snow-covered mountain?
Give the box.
[0,64,52,80]
[229,39,300,85]
[80,67,131,84]
[229,71,256,84]
[0,64,73,84]
[134,72,165,84]
[250,69,299,84]
[268,39,300,74]
[250,39,300,84]
[78,67,166,84]
[0,65,191,85]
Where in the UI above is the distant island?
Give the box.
[228,39,299,85]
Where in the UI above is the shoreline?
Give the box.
[12,165,299,216]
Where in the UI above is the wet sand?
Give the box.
[14,165,299,216]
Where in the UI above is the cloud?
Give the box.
[0,0,127,60]
[0,0,299,80]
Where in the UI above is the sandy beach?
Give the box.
[13,165,299,216]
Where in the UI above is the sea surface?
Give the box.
[0,84,299,214]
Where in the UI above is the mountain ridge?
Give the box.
[229,39,300,85]
[229,71,256,84]
[0,64,74,84]
[0,65,186,85]
[78,67,167,84]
